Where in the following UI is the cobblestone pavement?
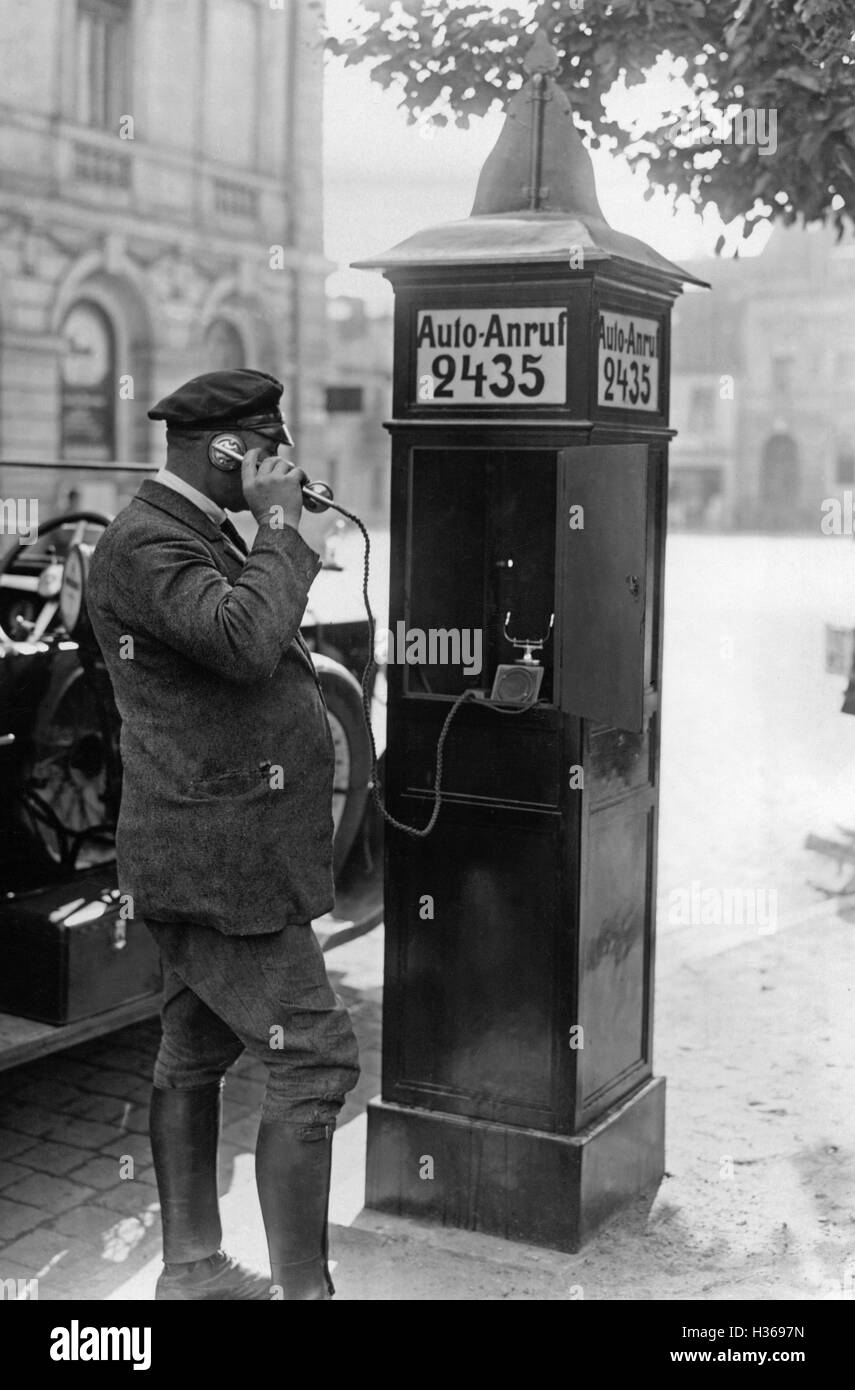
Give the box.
[0,927,383,1301]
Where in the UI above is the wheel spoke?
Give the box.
[0,574,40,592]
[30,598,59,642]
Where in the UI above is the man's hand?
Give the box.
[241,446,308,531]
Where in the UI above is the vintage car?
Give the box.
[0,463,383,1062]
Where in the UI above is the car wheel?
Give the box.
[313,654,372,876]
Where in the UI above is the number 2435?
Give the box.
[423,352,545,399]
[602,355,653,406]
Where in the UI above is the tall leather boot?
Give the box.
[255,1119,336,1301]
[150,1083,270,1301]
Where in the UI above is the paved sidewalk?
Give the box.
[0,904,853,1301]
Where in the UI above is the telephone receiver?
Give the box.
[207,433,334,513]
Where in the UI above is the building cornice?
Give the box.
[0,192,320,270]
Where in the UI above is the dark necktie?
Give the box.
[220,516,249,561]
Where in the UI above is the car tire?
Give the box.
[313,653,373,877]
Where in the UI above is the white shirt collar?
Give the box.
[154,467,226,525]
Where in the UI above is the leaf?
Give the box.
[417,73,449,103]
[774,65,826,93]
[798,130,821,161]
[836,148,855,181]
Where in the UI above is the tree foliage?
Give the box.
[327,0,855,241]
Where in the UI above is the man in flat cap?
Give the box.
[87,369,360,1300]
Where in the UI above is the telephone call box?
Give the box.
[356,33,705,1252]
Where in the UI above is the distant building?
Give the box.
[0,0,327,517]
[324,296,392,527]
[670,223,855,531]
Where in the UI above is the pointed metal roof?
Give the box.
[354,29,708,288]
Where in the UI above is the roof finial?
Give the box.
[523,28,560,77]
[354,27,706,286]
[471,23,603,219]
[524,31,559,210]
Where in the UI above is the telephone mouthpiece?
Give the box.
[303,481,334,513]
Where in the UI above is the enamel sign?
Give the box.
[598,310,661,412]
[415,307,568,405]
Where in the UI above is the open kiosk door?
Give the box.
[557,443,649,735]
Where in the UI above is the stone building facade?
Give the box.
[670,223,855,531]
[0,0,327,517]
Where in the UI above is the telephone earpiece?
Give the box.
[207,432,335,514]
[209,434,246,471]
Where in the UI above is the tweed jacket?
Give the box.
[86,479,335,935]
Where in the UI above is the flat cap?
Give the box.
[148,369,284,431]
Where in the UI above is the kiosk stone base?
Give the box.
[365,1078,665,1254]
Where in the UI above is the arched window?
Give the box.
[203,319,246,372]
[758,432,801,529]
[837,446,855,485]
[760,433,800,500]
[60,300,116,461]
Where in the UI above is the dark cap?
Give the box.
[148,369,285,431]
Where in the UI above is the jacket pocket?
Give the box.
[188,764,272,798]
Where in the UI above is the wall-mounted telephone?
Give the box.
[488,611,554,704]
